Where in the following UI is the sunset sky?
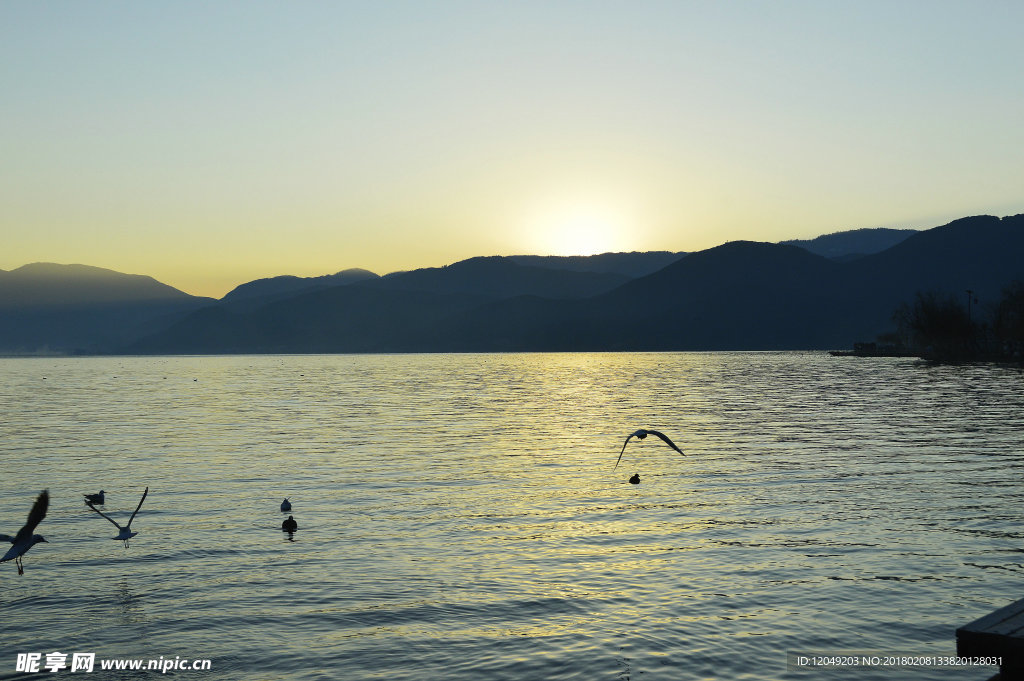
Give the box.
[3,1,1023,298]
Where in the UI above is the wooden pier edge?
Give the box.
[957,598,1024,680]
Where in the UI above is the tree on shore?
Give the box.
[893,291,974,360]
[992,281,1024,356]
[893,282,1023,361]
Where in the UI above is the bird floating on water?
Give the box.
[628,473,640,484]
[282,516,297,533]
[614,429,684,470]
[87,487,148,548]
[84,490,105,505]
[1,489,49,575]
[280,498,291,512]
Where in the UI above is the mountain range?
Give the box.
[0,263,215,354]
[2,216,1021,354]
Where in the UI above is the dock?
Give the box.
[957,597,1024,680]
[828,342,916,357]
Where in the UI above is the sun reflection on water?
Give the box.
[2,353,1023,680]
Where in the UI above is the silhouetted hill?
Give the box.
[128,285,487,354]
[839,214,1024,334]
[440,242,854,351]
[0,263,214,354]
[0,263,194,306]
[221,268,379,310]
[434,215,1024,351]
[365,256,631,298]
[782,227,917,260]
[507,251,685,277]
[126,256,632,353]
[852,215,1023,296]
[13,214,1024,354]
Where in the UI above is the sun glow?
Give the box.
[526,201,633,257]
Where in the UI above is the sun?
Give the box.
[527,203,629,257]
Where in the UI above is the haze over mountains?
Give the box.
[0,263,215,354]
[781,227,918,261]
[2,216,1021,355]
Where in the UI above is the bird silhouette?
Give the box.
[1,489,49,575]
[87,487,148,548]
[280,498,291,512]
[614,429,684,469]
[628,473,640,484]
[282,516,297,533]
[84,490,105,505]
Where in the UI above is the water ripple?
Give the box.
[1,353,1022,680]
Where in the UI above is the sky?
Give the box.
[3,1,1023,298]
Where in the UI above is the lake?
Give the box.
[1,352,1023,680]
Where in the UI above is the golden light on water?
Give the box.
[6,352,1023,677]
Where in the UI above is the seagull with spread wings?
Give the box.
[87,487,148,548]
[614,429,684,470]
[1,489,49,575]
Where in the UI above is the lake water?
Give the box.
[1,352,1023,680]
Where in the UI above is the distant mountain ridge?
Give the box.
[507,251,685,277]
[223,267,379,301]
[0,263,195,307]
[3,215,1020,354]
[440,215,1021,352]
[440,240,848,352]
[781,227,917,261]
[0,263,214,354]
[221,268,380,311]
[0,252,680,354]
[366,256,632,298]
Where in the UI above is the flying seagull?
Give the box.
[1,489,49,575]
[614,429,684,469]
[280,498,291,512]
[84,490,105,505]
[87,487,148,548]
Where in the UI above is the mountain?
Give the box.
[439,241,854,351]
[366,256,631,298]
[217,252,675,309]
[848,215,1022,296]
[127,285,488,354]
[782,227,917,260]
[0,263,214,354]
[125,214,1024,354]
[507,251,685,277]
[7,215,1023,354]
[441,215,1023,351]
[125,256,634,354]
[0,263,194,306]
[221,268,379,310]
